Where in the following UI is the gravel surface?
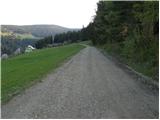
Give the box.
[2,46,159,119]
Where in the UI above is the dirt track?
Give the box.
[2,46,159,118]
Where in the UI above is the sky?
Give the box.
[0,0,99,28]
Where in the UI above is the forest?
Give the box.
[1,36,38,55]
[55,1,159,80]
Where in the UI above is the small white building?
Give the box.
[25,45,36,53]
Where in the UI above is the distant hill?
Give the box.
[1,24,79,55]
[1,25,78,38]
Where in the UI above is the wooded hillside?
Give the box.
[89,1,159,80]
[54,1,159,80]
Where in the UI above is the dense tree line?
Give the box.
[90,1,159,45]
[54,1,158,79]
[53,26,95,43]
[85,1,159,79]
[35,36,53,49]
[1,36,37,55]
[54,31,81,43]
[2,35,53,55]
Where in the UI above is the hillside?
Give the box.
[1,25,78,38]
[1,25,79,55]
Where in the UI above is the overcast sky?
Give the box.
[0,0,99,28]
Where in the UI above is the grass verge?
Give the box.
[99,43,158,81]
[79,40,92,46]
[2,43,85,103]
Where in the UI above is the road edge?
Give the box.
[97,47,159,91]
[2,44,86,104]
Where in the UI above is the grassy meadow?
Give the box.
[2,44,85,103]
[100,42,158,80]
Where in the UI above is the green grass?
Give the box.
[2,44,85,103]
[100,42,158,81]
[15,33,39,39]
[79,40,92,46]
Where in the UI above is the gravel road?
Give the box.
[2,46,158,119]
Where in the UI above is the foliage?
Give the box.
[1,35,38,55]
[35,36,53,49]
[84,1,159,80]
[53,24,95,44]
[54,31,81,43]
